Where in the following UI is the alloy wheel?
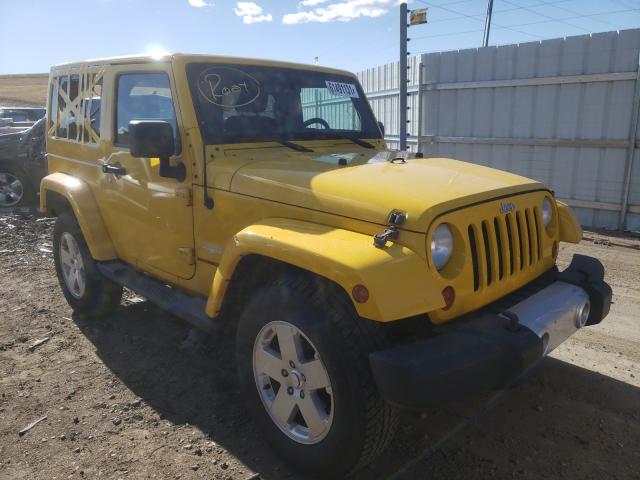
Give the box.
[0,172,24,207]
[59,232,86,299]
[253,320,334,444]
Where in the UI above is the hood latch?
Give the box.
[373,210,407,248]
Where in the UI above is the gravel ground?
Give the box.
[0,211,638,480]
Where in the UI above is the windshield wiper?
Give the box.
[311,131,376,149]
[276,138,313,152]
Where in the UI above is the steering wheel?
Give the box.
[303,117,330,129]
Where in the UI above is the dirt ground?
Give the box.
[0,75,48,107]
[0,211,638,480]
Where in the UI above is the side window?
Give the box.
[56,76,68,138]
[68,75,79,139]
[115,72,178,149]
[49,80,58,134]
[49,72,104,143]
[81,79,102,142]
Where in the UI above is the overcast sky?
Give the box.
[0,0,638,75]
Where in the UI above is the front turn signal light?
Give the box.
[352,284,370,303]
[442,286,455,311]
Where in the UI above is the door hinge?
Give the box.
[176,187,193,206]
[178,247,195,265]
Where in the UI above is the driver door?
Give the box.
[98,64,195,280]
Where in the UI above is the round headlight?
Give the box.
[431,224,453,271]
[542,197,553,227]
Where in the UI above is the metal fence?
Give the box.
[301,88,361,130]
[357,28,640,231]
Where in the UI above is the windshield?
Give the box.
[186,63,382,145]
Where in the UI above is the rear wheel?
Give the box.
[53,211,122,316]
[0,166,35,207]
[236,276,398,478]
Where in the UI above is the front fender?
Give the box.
[205,219,444,322]
[557,201,583,244]
[40,172,117,260]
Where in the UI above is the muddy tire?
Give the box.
[0,165,36,208]
[53,211,122,316]
[236,276,398,479]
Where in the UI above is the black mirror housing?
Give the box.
[377,121,385,137]
[128,120,185,181]
[129,120,175,159]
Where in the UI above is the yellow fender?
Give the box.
[40,172,117,260]
[205,218,444,322]
[557,201,583,244]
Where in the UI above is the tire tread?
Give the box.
[269,275,398,475]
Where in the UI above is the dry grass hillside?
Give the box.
[0,74,48,107]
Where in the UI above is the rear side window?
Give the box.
[67,75,79,139]
[49,83,58,132]
[115,72,179,149]
[83,80,102,142]
[56,76,68,138]
[49,71,103,144]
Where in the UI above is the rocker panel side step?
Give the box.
[97,261,214,332]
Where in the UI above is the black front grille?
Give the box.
[467,207,543,291]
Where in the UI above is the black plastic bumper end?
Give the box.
[369,316,542,410]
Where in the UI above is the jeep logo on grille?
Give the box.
[500,202,516,214]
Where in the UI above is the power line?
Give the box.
[611,0,640,10]
[500,0,593,33]
[409,6,640,41]
[531,0,623,29]
[415,0,580,24]
[506,7,638,28]
[412,28,485,40]
[413,0,546,38]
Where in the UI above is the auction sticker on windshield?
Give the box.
[326,81,359,98]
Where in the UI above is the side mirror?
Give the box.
[128,120,185,181]
[377,121,385,136]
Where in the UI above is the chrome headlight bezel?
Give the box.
[542,197,553,227]
[431,223,453,271]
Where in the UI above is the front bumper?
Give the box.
[369,254,612,410]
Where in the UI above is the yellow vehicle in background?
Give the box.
[41,53,612,478]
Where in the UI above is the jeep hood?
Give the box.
[230,151,545,232]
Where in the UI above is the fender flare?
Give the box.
[40,172,117,260]
[205,218,444,322]
[557,201,583,244]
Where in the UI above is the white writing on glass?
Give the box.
[203,74,249,102]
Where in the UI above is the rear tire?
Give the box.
[0,165,35,208]
[236,276,398,479]
[53,211,122,316]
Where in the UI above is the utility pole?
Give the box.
[399,3,428,151]
[399,2,408,151]
[483,0,494,47]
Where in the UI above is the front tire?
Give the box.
[53,211,122,316]
[236,277,398,478]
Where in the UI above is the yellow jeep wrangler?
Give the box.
[41,53,612,478]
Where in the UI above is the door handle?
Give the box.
[102,163,126,176]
